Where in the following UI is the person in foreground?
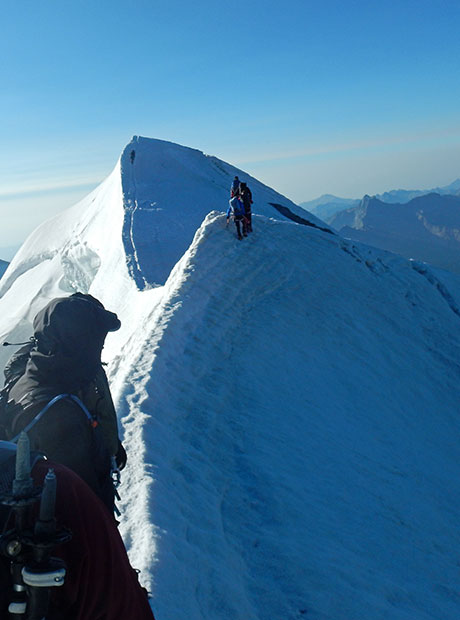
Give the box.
[2,293,126,515]
[0,437,155,619]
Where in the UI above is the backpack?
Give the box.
[229,196,245,217]
[0,293,121,453]
[0,438,71,618]
[0,294,126,514]
[0,341,119,459]
[0,341,34,440]
[0,346,120,508]
[239,184,252,209]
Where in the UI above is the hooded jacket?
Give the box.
[24,293,120,397]
[5,293,121,511]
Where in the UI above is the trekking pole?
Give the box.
[0,434,71,620]
[1,433,40,619]
[22,468,70,620]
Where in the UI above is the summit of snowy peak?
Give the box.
[119,136,329,288]
[0,137,327,300]
[0,151,460,619]
[0,137,331,365]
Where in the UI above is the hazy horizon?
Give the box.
[1,137,459,259]
[2,1,460,248]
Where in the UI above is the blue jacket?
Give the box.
[227,197,245,218]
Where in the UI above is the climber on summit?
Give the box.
[227,195,248,240]
[1,293,125,515]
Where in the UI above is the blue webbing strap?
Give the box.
[11,394,96,444]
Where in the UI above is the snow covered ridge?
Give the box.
[115,212,460,619]
[119,136,330,288]
[0,136,327,362]
[1,137,460,618]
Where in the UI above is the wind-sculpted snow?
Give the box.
[114,212,460,620]
[0,162,132,365]
[0,138,460,619]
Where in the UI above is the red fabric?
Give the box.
[32,461,155,620]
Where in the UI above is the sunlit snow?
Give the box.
[1,137,460,619]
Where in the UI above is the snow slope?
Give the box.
[116,213,460,620]
[1,138,460,619]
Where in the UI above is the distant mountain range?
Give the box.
[299,195,360,221]
[0,260,8,279]
[1,137,460,619]
[330,193,460,274]
[301,178,460,222]
[376,179,460,204]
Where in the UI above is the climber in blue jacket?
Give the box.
[227,196,248,240]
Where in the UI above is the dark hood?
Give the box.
[17,293,121,397]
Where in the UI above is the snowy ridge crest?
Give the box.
[114,211,460,619]
[117,136,327,289]
[0,138,460,618]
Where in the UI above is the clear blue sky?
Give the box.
[1,0,460,252]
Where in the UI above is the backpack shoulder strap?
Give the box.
[10,394,97,444]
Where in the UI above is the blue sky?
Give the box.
[1,0,460,252]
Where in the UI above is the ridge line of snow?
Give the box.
[119,147,149,290]
[112,212,288,597]
[114,210,460,619]
[3,136,460,619]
